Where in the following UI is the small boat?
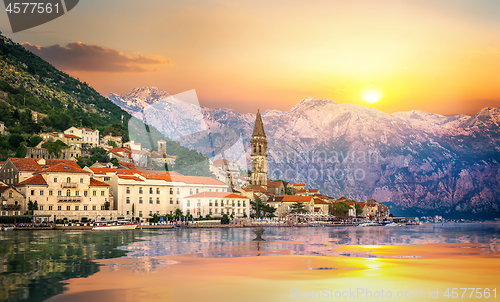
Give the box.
[92,220,137,231]
[385,222,400,227]
[357,221,381,227]
[1,225,15,231]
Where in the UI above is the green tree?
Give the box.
[221,214,230,224]
[290,202,307,214]
[174,208,183,219]
[28,135,43,147]
[332,202,351,216]
[110,158,119,166]
[107,139,118,148]
[8,133,24,149]
[42,140,69,157]
[355,202,363,216]
[250,196,276,218]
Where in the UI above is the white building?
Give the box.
[183,192,250,218]
[64,127,100,146]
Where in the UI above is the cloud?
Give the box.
[21,42,173,72]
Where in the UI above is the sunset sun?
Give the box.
[362,89,382,104]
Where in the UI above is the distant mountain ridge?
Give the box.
[110,88,500,218]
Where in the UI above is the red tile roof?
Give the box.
[266,181,282,188]
[184,192,247,199]
[292,183,305,186]
[41,163,90,174]
[9,158,42,172]
[88,167,138,175]
[296,189,307,193]
[43,159,79,167]
[117,175,144,181]
[118,162,137,169]
[247,185,271,194]
[89,178,109,186]
[17,174,47,186]
[313,199,328,204]
[309,189,319,193]
[281,196,313,202]
[64,134,81,139]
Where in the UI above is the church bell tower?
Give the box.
[251,110,267,188]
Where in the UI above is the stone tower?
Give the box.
[251,110,267,188]
[158,139,166,153]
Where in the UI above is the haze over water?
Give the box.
[1,223,499,302]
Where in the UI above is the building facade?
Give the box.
[64,127,100,146]
[183,192,250,218]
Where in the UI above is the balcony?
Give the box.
[61,183,78,188]
[57,196,82,203]
[1,204,21,211]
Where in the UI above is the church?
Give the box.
[250,110,268,189]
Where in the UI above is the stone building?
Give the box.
[0,186,25,216]
[250,110,267,189]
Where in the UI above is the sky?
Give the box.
[1,0,500,116]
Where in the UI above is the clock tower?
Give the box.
[251,110,267,188]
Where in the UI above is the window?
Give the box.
[40,190,44,196]
[139,211,143,217]
[189,189,193,195]
[75,206,79,211]
[149,211,153,216]
[126,197,130,204]
[170,188,173,194]
[101,206,104,210]
[149,187,153,194]
[126,187,130,194]
[93,191,97,196]
[49,206,53,211]
[215,209,218,214]
[187,200,190,207]
[126,211,130,215]
[49,190,53,196]
[209,200,212,207]
[58,190,62,196]
[215,201,218,207]
[31,190,35,195]
[221,201,224,207]
[9,192,12,198]
[243,201,246,207]
[66,177,71,183]
[176,188,180,194]
[156,188,160,194]
[170,198,173,204]
[92,205,96,210]
[57,206,61,211]
[54,178,57,182]
[149,197,153,204]
[139,187,143,194]
[232,201,235,207]
[84,191,87,196]
[238,201,241,207]
[176,198,179,204]
[196,188,199,194]
[80,178,83,183]
[66,190,70,196]
[156,198,160,204]
[66,206,70,211]
[209,209,212,215]
[101,191,104,196]
[139,197,143,204]
[84,206,87,210]
[75,191,79,196]
[39,205,43,210]
[209,189,212,192]
[197,200,201,207]
[104,177,110,181]
[216,189,218,192]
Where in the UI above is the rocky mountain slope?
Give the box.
[109,87,500,217]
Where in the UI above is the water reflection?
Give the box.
[0,230,155,302]
[1,224,499,302]
[116,223,500,261]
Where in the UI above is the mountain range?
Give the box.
[109,87,500,218]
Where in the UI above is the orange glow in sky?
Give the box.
[2,0,500,115]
